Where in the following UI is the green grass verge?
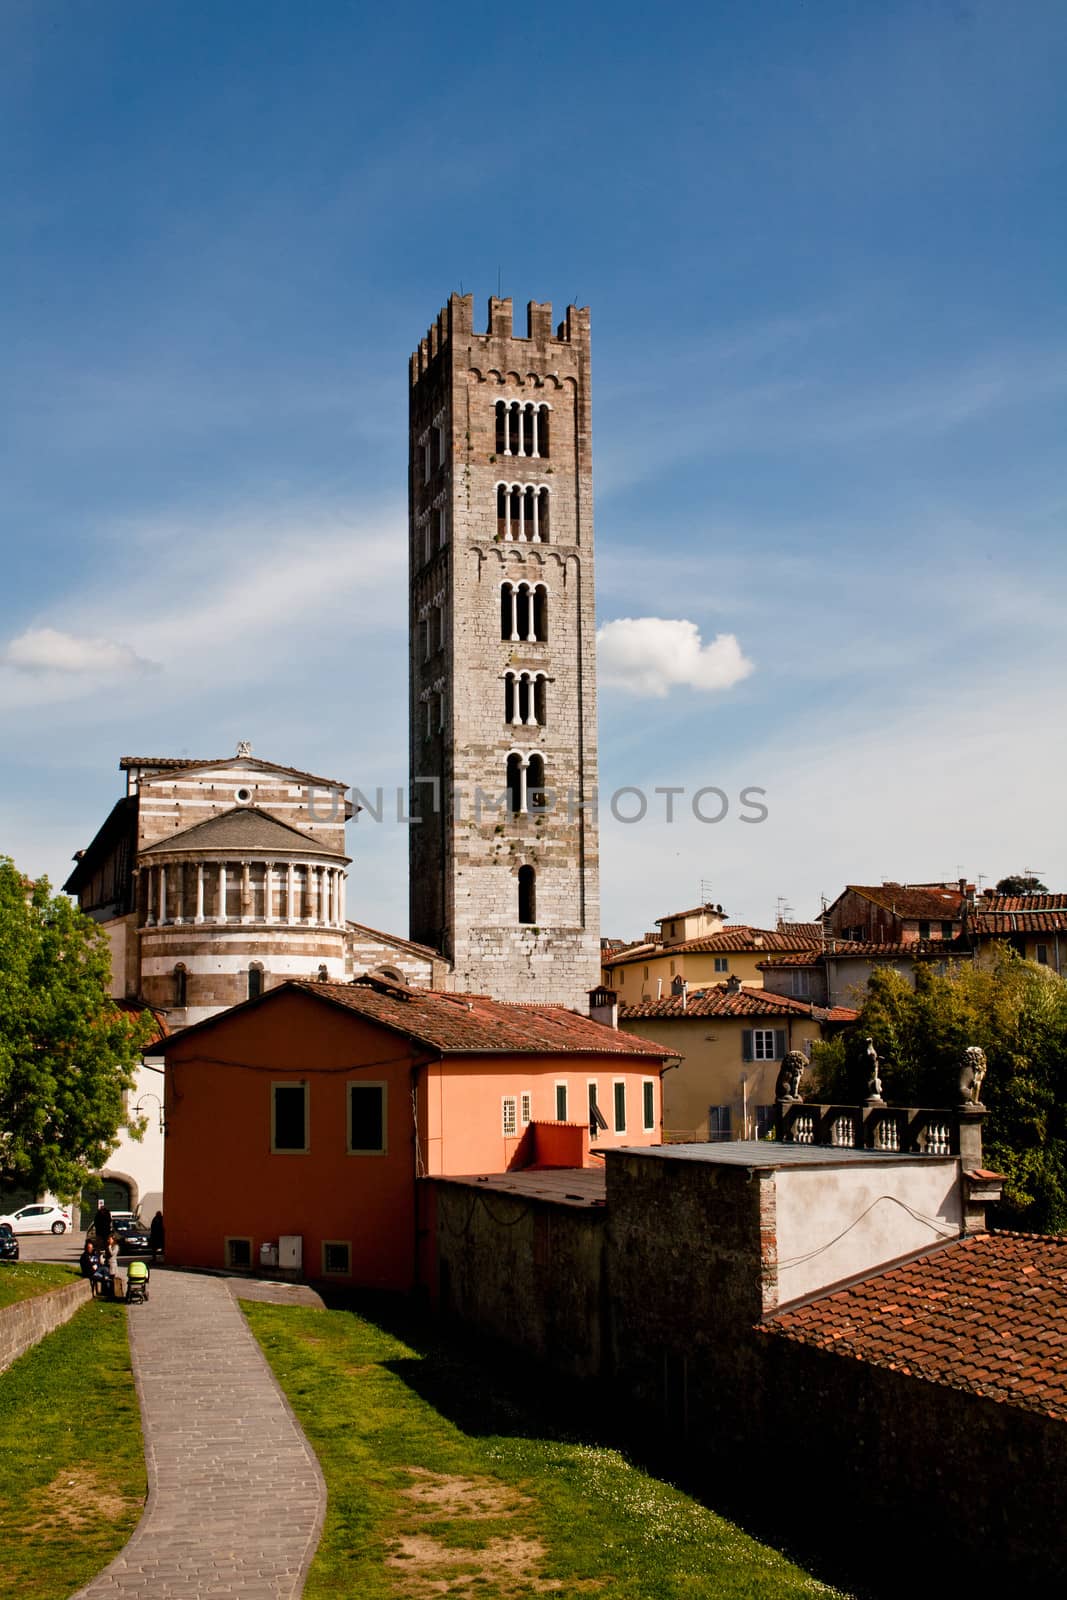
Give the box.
[0,1262,80,1310]
[0,1299,145,1600]
[245,1299,849,1600]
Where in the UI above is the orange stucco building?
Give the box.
[161,975,673,1290]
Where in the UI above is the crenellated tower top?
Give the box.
[409,294,590,385]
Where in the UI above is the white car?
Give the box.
[0,1203,73,1235]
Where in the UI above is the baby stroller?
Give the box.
[125,1259,150,1304]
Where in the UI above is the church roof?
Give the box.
[139,806,349,862]
[119,754,348,789]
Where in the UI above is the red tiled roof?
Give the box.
[603,925,825,965]
[979,894,1067,913]
[777,922,825,940]
[974,911,1067,935]
[763,1232,1067,1421]
[281,980,676,1057]
[115,1000,170,1048]
[619,983,857,1023]
[760,940,972,966]
[839,884,967,920]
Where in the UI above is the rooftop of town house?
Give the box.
[603,1141,955,1170]
[762,1231,1067,1422]
[119,753,349,788]
[978,892,1067,913]
[430,1167,608,1208]
[830,882,972,920]
[618,983,858,1023]
[139,805,348,859]
[655,902,727,924]
[162,975,678,1058]
[602,925,828,964]
[758,939,972,967]
[973,909,1067,934]
[776,922,826,941]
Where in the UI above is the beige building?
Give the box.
[407,295,600,1010]
[602,903,825,1000]
[618,978,856,1141]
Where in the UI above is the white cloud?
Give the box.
[4,627,154,676]
[597,617,754,699]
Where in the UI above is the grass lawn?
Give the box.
[245,1299,849,1600]
[0,1262,80,1310]
[0,1299,145,1600]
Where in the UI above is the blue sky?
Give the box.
[2,0,1065,939]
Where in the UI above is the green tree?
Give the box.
[995,873,1048,894]
[0,857,154,1199]
[809,951,1067,1232]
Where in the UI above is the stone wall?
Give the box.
[760,1331,1067,1587]
[0,1278,92,1373]
[434,1179,605,1378]
[409,295,600,1010]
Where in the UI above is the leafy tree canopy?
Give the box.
[0,857,155,1200]
[994,873,1049,894]
[809,951,1067,1232]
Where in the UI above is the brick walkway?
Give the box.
[74,1271,326,1598]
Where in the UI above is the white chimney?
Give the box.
[588,986,619,1030]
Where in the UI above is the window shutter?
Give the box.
[774,1030,787,1058]
[742,1030,753,1062]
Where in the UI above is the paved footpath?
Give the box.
[74,1271,326,1599]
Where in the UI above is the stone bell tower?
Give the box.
[408,293,600,1009]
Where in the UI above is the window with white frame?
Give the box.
[322,1241,351,1276]
[502,1096,518,1137]
[347,1083,386,1154]
[642,1079,655,1132]
[555,1082,568,1121]
[271,1082,308,1153]
[588,1081,607,1140]
[613,1081,626,1134]
[714,957,729,973]
[520,1091,532,1125]
[741,1028,787,1062]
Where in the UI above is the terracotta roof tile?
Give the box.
[760,940,971,964]
[140,805,347,861]
[763,1232,1067,1421]
[288,979,675,1057]
[603,925,825,965]
[979,894,1067,913]
[619,983,858,1023]
[974,910,1067,934]
[838,884,967,920]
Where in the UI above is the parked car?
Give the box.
[110,1213,151,1254]
[0,1223,19,1261]
[0,1202,73,1235]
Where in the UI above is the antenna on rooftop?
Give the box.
[700,878,714,905]
[776,896,795,928]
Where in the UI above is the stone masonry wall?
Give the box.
[434,1180,605,1379]
[409,295,600,1010]
[760,1331,1067,1587]
[0,1278,92,1373]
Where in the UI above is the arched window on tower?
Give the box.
[506,753,523,815]
[248,963,264,1001]
[518,865,536,925]
[532,585,548,641]
[495,400,508,454]
[527,754,546,811]
[173,964,187,1007]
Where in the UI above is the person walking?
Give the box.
[149,1211,165,1263]
[93,1200,112,1248]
